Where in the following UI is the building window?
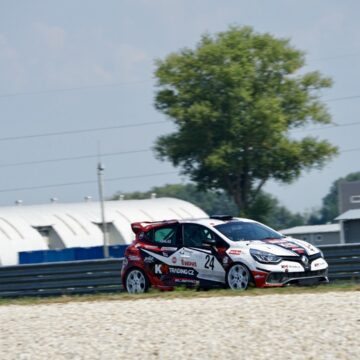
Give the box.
[350,195,360,203]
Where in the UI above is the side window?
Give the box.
[183,224,220,247]
[152,225,179,246]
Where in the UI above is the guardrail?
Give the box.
[0,258,123,298]
[319,243,360,281]
[0,244,359,298]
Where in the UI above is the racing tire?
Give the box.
[226,263,250,290]
[125,268,149,294]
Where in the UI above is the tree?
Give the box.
[308,171,360,224]
[154,26,338,216]
[112,183,305,229]
[112,183,238,215]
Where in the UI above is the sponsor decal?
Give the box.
[169,267,195,276]
[142,244,159,251]
[162,252,169,257]
[128,255,141,261]
[262,239,306,255]
[281,264,300,269]
[154,264,196,277]
[229,249,241,255]
[157,239,172,244]
[174,279,198,284]
[161,247,178,251]
[181,259,197,267]
[254,274,265,279]
[222,257,229,265]
[144,256,155,263]
[154,264,169,275]
[172,257,177,264]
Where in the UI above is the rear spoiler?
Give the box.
[131,220,179,234]
[131,222,152,234]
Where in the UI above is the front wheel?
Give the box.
[226,263,250,290]
[125,268,149,294]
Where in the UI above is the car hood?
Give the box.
[248,237,320,256]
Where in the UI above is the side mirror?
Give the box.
[202,238,216,246]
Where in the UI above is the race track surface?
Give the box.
[0,291,359,360]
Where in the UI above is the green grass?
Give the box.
[0,281,359,307]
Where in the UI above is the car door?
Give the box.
[181,223,225,284]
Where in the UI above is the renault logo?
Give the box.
[302,255,309,266]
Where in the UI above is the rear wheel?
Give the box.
[226,263,250,290]
[125,268,149,294]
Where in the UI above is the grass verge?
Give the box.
[0,281,359,307]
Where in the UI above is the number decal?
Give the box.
[205,255,215,270]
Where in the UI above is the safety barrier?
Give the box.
[0,258,123,298]
[19,245,128,264]
[319,243,360,281]
[0,244,359,298]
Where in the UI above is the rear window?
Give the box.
[215,221,283,241]
[143,225,179,246]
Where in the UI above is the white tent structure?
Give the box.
[0,197,207,266]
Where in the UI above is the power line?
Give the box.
[1,119,360,168]
[0,171,178,193]
[0,148,151,168]
[0,144,358,194]
[0,79,152,99]
[291,120,360,133]
[340,147,360,153]
[325,95,360,103]
[0,120,167,142]
[310,53,360,61]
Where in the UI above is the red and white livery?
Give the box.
[121,216,328,293]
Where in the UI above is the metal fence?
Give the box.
[319,243,360,281]
[0,244,359,298]
[0,258,123,298]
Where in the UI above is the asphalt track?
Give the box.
[0,291,359,359]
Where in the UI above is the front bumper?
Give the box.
[266,269,329,286]
[251,255,329,287]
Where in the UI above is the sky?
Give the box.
[0,0,360,214]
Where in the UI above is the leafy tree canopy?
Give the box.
[112,183,304,230]
[154,26,338,215]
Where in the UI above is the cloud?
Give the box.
[0,33,26,92]
[33,22,66,52]
[0,33,17,60]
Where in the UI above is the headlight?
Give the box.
[250,249,281,264]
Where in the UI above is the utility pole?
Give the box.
[97,161,109,258]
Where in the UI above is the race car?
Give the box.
[121,215,328,293]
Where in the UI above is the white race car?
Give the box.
[122,215,328,293]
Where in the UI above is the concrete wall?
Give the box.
[343,220,360,243]
[339,180,360,213]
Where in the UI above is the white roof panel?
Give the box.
[0,197,208,265]
[280,224,340,235]
[335,209,360,221]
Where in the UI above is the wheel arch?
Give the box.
[123,266,150,293]
[226,261,254,289]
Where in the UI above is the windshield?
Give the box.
[214,221,283,242]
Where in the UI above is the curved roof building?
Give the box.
[0,197,207,266]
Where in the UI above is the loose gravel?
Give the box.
[0,291,359,360]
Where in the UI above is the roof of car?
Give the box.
[131,217,256,233]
